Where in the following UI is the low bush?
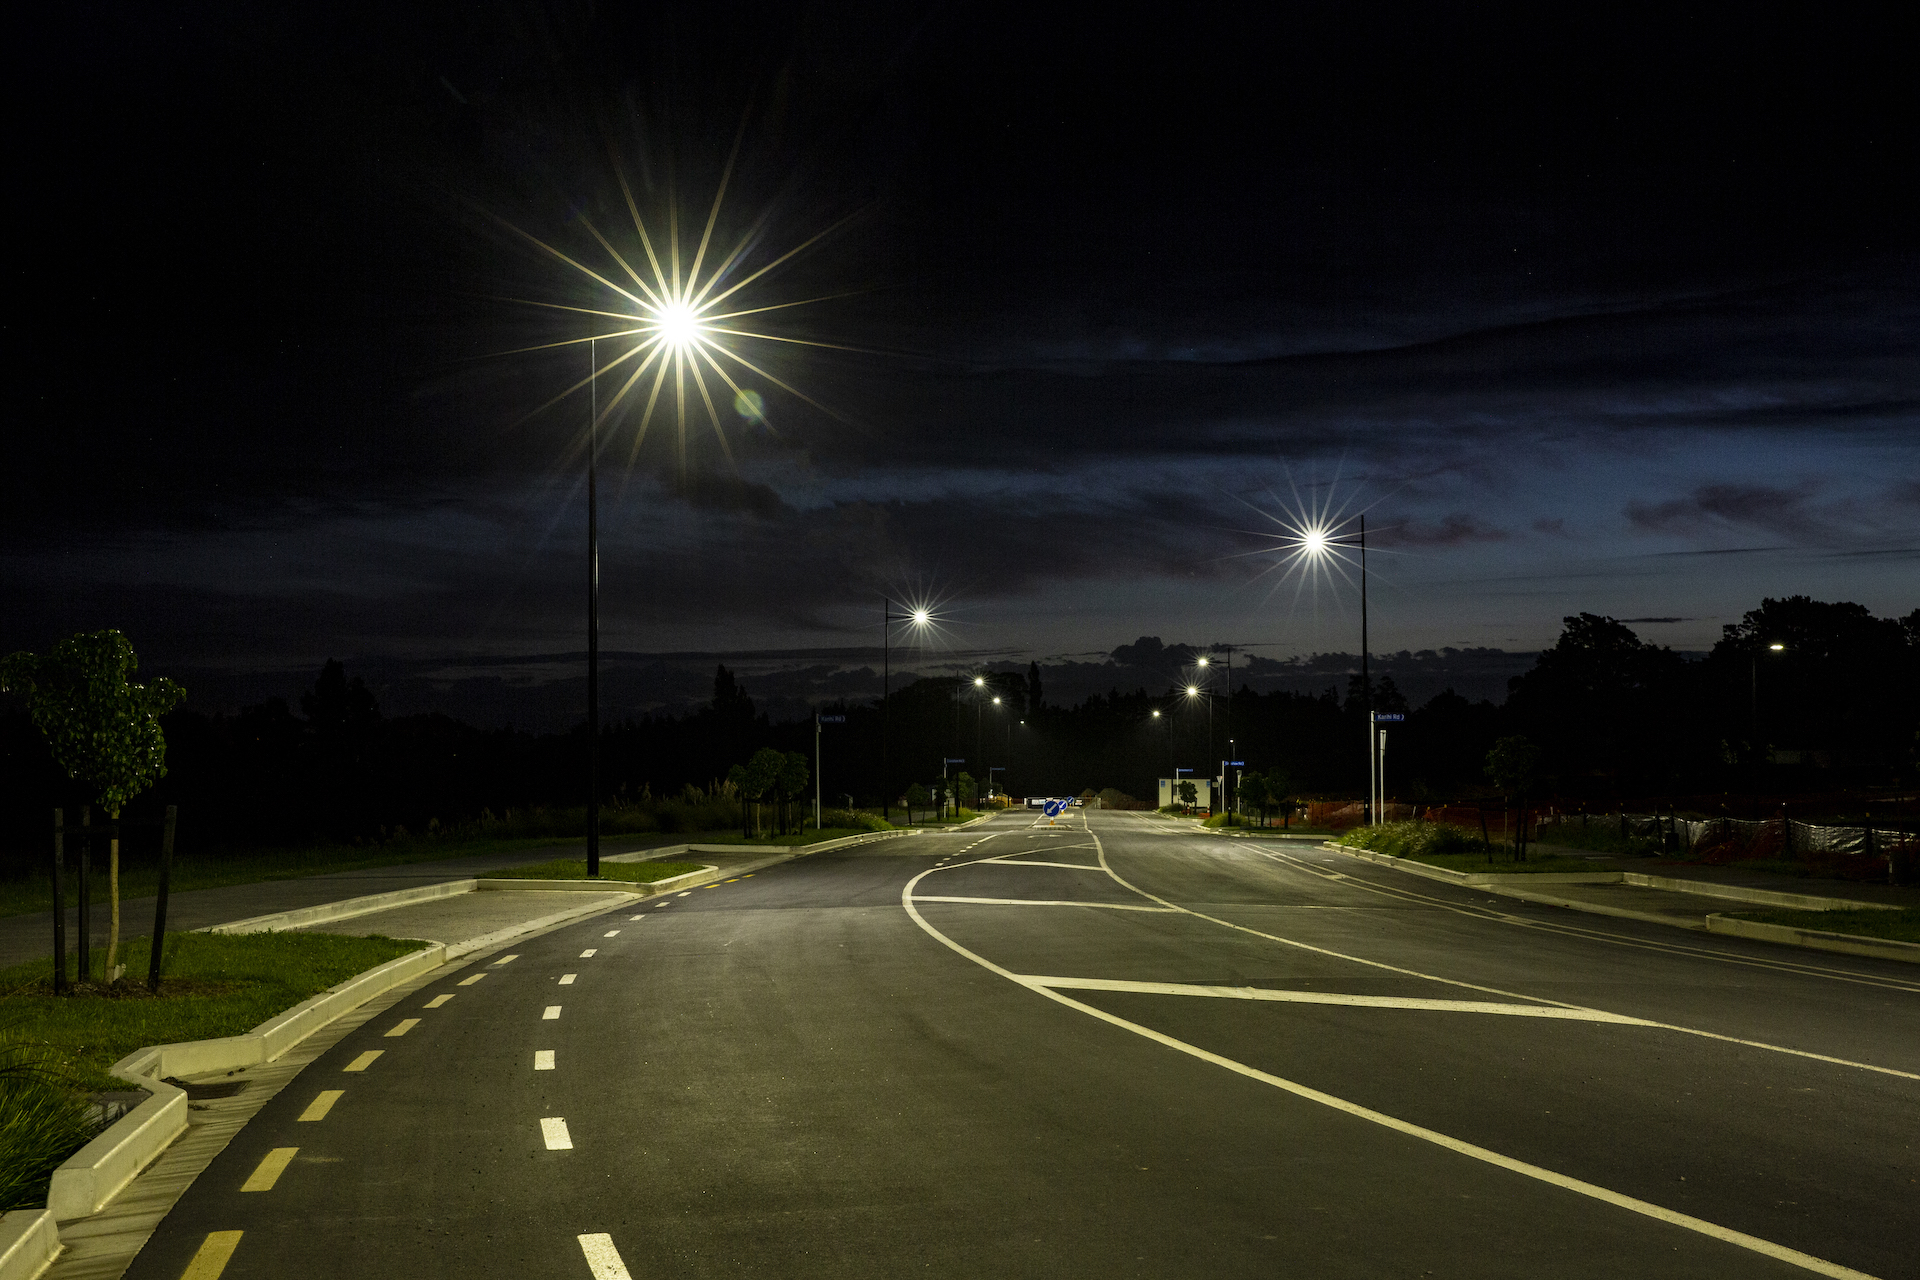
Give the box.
[1337,821,1484,859]
[818,808,895,832]
[1533,819,1664,857]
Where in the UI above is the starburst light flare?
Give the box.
[1225,465,1381,620]
[478,126,863,480]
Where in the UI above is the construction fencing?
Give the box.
[1538,812,1915,861]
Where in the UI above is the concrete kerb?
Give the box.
[1322,841,1913,955]
[203,877,478,935]
[0,1210,60,1280]
[1705,914,1920,965]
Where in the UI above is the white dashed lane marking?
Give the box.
[384,1019,420,1037]
[541,1117,573,1150]
[544,1005,562,1019]
[424,994,454,1008]
[578,1234,634,1279]
[535,1050,555,1071]
[458,974,487,986]
[603,930,620,937]
[559,974,576,985]
[580,949,597,958]
[492,954,519,965]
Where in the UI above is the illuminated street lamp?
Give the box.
[882,598,933,824]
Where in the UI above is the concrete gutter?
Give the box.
[45,943,449,1221]
[1704,914,1920,965]
[0,1211,60,1280]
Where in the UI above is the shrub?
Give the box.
[1336,820,1482,859]
[0,1024,99,1211]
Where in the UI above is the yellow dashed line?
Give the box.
[240,1148,298,1193]
[342,1051,381,1072]
[180,1231,244,1278]
[297,1090,343,1122]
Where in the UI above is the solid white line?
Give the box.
[1021,976,1650,1021]
[384,1019,420,1038]
[535,1050,555,1070]
[544,1005,562,1019]
[900,864,1880,1280]
[577,1234,634,1280]
[297,1090,345,1121]
[493,954,519,965]
[981,859,1107,871]
[580,949,597,957]
[342,1051,381,1072]
[559,974,576,984]
[541,1117,572,1150]
[909,895,1177,912]
[424,994,454,1008]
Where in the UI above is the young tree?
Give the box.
[727,747,786,837]
[957,771,977,810]
[905,782,931,825]
[1177,779,1198,813]
[778,751,810,835]
[1,631,185,978]
[1239,772,1271,827]
[1484,736,1543,860]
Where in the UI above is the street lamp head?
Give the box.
[655,302,702,348]
[992,696,1001,704]
[1186,685,1199,696]
[1196,656,1209,667]
[1768,642,1785,651]
[911,609,930,626]
[1151,709,1161,717]
[974,676,985,686]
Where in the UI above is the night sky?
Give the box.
[9,3,1916,727]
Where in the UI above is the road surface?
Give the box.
[122,810,1919,1279]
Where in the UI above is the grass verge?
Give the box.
[0,931,428,1093]
[0,831,738,921]
[1337,821,1611,874]
[488,859,706,883]
[1723,907,1920,945]
[690,826,890,846]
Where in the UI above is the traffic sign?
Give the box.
[818,715,846,723]
[1373,713,1405,722]
[1226,760,1245,766]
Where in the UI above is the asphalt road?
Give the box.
[124,811,1919,1279]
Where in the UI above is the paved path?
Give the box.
[117,809,1917,1279]
[0,837,688,968]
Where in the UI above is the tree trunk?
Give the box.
[106,808,122,978]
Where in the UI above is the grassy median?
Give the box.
[0,929,426,1211]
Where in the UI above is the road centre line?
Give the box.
[544,1005,562,1019]
[899,864,1881,1280]
[559,974,576,984]
[458,974,487,986]
[297,1090,344,1121]
[1022,976,1647,1021]
[578,1233,634,1280]
[384,1019,420,1038]
[1091,832,1920,1080]
[1259,845,1920,996]
[180,1231,244,1279]
[911,895,1178,912]
[239,1148,298,1193]
[342,1051,381,1072]
[541,1117,573,1150]
[535,1050,555,1070]
[424,994,454,1008]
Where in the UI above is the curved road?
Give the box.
[127,810,1919,1279]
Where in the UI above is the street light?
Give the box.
[1281,514,1373,823]
[586,336,602,877]
[882,598,933,824]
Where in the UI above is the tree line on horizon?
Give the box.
[2,595,1915,876]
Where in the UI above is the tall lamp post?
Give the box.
[586,336,602,877]
[881,598,930,824]
[1295,515,1372,824]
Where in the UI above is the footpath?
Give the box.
[1,828,918,1280]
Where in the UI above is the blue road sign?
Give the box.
[945,758,966,764]
[1373,713,1405,722]
[818,715,846,723]
[1226,760,1245,766]
[1042,798,1068,817]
